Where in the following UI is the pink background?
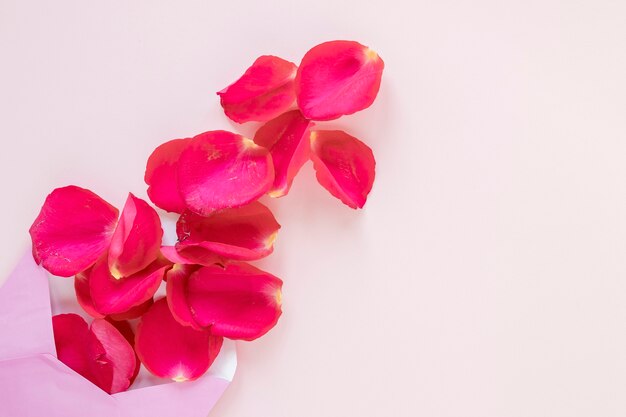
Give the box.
[2,1,626,416]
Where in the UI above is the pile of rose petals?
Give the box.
[29,40,383,393]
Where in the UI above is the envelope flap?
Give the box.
[0,252,56,359]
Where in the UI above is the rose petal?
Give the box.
[89,256,169,315]
[105,319,140,384]
[52,314,135,394]
[75,268,105,319]
[108,193,163,278]
[186,263,283,341]
[177,130,274,215]
[253,110,313,197]
[166,264,203,330]
[145,138,191,213]
[90,319,136,393]
[160,246,195,265]
[29,186,119,277]
[53,314,113,391]
[176,202,280,262]
[135,298,223,381]
[310,130,376,209]
[217,55,297,123]
[295,40,384,121]
[107,298,154,321]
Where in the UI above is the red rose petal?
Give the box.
[105,319,140,384]
[145,138,191,213]
[135,298,223,381]
[253,110,313,197]
[176,202,280,262]
[89,256,169,315]
[295,40,384,121]
[108,193,163,279]
[160,246,195,265]
[75,268,105,319]
[177,130,274,215]
[186,263,283,341]
[217,55,298,123]
[29,186,119,277]
[107,298,154,321]
[52,314,135,394]
[90,319,136,393]
[166,264,202,330]
[53,314,113,391]
[310,130,376,209]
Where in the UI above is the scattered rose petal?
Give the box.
[295,40,384,121]
[75,268,104,319]
[160,246,196,266]
[176,202,280,262]
[186,263,283,341]
[52,314,135,394]
[105,319,140,384]
[29,186,119,277]
[89,256,170,315]
[135,298,223,381]
[107,298,154,321]
[107,193,163,279]
[145,138,191,213]
[166,264,202,330]
[177,130,274,215]
[253,110,313,197]
[310,130,376,209]
[217,55,297,123]
[90,319,136,393]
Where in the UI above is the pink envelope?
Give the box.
[0,252,237,417]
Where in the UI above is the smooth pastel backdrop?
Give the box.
[1,1,626,416]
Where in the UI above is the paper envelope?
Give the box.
[0,253,237,417]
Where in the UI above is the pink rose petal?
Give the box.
[176,202,280,262]
[135,298,223,381]
[253,110,313,197]
[90,319,136,393]
[89,256,170,316]
[108,193,163,279]
[105,319,140,385]
[145,138,191,213]
[75,268,105,319]
[166,264,203,330]
[187,263,283,341]
[52,314,136,394]
[295,40,384,121]
[30,186,119,277]
[107,298,154,321]
[177,130,274,215]
[310,130,376,209]
[217,55,298,123]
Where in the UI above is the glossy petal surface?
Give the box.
[217,55,297,123]
[89,256,169,315]
[135,298,223,381]
[186,263,283,341]
[310,130,376,209]
[177,130,274,215]
[145,138,191,213]
[253,110,312,197]
[29,186,119,277]
[108,193,163,278]
[176,202,280,262]
[295,40,384,120]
